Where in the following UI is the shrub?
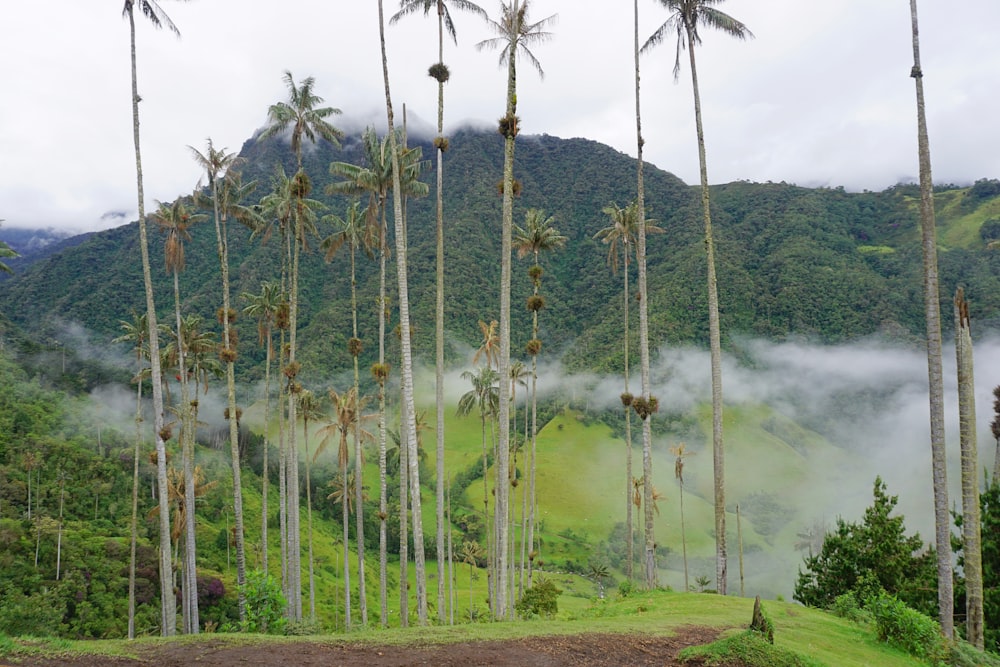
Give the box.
[239,570,287,634]
[516,577,561,618]
[866,592,943,662]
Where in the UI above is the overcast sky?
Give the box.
[2,0,999,233]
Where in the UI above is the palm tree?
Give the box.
[643,0,751,597]
[669,442,693,592]
[457,365,500,608]
[512,208,565,587]
[907,0,952,637]
[476,0,555,618]
[377,0,433,622]
[390,0,488,624]
[318,387,374,629]
[189,139,252,620]
[323,202,377,625]
[151,197,205,633]
[113,311,148,639]
[242,281,281,576]
[954,288,983,648]
[297,390,323,623]
[260,73,340,619]
[121,0,186,635]
[595,201,664,581]
[631,0,657,591]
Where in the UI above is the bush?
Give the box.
[516,577,561,618]
[678,630,823,667]
[830,591,870,625]
[238,570,286,634]
[867,592,943,662]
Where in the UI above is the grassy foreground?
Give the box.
[0,590,925,666]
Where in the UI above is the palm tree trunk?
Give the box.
[212,180,248,620]
[304,423,316,623]
[341,453,352,629]
[378,0,428,624]
[354,410,368,626]
[623,251,634,581]
[128,353,142,640]
[685,24,726,597]
[377,208,390,627]
[399,403,410,627]
[909,0,952,638]
[287,213,303,621]
[127,6,175,636]
[261,326,272,577]
[434,0,448,626]
[174,271,199,634]
[955,289,983,649]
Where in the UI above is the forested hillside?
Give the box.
[3,128,1000,384]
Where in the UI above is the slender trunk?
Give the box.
[261,326,272,576]
[399,400,410,627]
[448,479,455,624]
[685,24,726,596]
[909,0,952,637]
[128,7,174,636]
[378,0,427,624]
[341,441,352,629]
[378,206,390,627]
[623,250,634,581]
[128,353,143,640]
[680,477,689,593]
[354,403,368,626]
[213,179,247,620]
[955,288,983,649]
[278,325,288,604]
[494,2,520,619]
[287,208,302,621]
[304,421,315,623]
[633,0,657,590]
[56,477,64,581]
[174,271,199,634]
[736,503,744,597]
[434,2,448,626]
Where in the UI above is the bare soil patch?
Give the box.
[4,626,726,667]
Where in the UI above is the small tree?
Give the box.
[794,477,937,616]
[515,576,560,618]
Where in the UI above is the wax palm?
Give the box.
[390,0,489,620]
[476,0,555,618]
[121,1,186,631]
[317,387,374,629]
[189,139,252,611]
[595,200,662,581]
[670,442,693,591]
[908,0,952,636]
[473,319,500,370]
[152,197,206,633]
[457,365,499,608]
[241,280,280,576]
[644,0,751,596]
[512,209,564,589]
[259,71,343,171]
[296,390,323,622]
[114,311,148,638]
[258,162,325,619]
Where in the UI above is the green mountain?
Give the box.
[3,128,1000,384]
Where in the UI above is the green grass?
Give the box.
[0,590,929,666]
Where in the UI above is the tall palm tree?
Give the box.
[318,387,374,629]
[390,0,487,624]
[595,201,664,582]
[630,0,657,591]
[260,73,341,619]
[329,131,426,626]
[476,0,555,618]
[323,202,378,624]
[643,0,752,596]
[378,0,433,622]
[513,208,565,587]
[113,311,148,639]
[907,0,952,637]
[189,139,253,620]
[457,365,500,608]
[121,0,187,635]
[152,198,206,633]
[954,289,983,648]
[296,390,323,623]
[242,281,281,576]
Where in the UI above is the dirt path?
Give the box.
[4,627,726,667]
